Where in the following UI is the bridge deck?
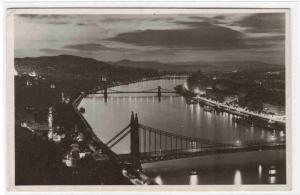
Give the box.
[117,142,285,163]
[96,91,177,94]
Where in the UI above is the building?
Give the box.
[223,94,239,104]
[262,103,285,116]
[28,71,37,77]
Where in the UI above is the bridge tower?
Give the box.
[130,112,141,169]
[104,86,108,103]
[158,86,161,102]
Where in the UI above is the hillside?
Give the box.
[14,55,160,111]
[112,59,284,72]
[15,55,158,81]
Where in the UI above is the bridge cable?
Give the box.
[108,129,131,149]
[139,124,230,146]
[107,87,160,93]
[105,124,131,146]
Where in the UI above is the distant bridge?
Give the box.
[106,112,285,166]
[94,86,177,102]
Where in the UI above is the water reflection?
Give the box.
[190,173,199,185]
[261,130,265,139]
[154,175,163,185]
[234,170,242,185]
[268,166,277,184]
[269,166,277,175]
[269,176,277,184]
[258,164,262,181]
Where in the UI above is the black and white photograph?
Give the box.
[7,8,290,190]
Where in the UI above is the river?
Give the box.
[79,79,286,185]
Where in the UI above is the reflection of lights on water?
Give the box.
[269,166,277,175]
[235,140,241,146]
[196,104,200,116]
[193,87,200,94]
[206,112,212,120]
[234,170,242,185]
[190,105,194,113]
[280,131,285,138]
[183,82,189,90]
[268,134,276,141]
[190,174,199,185]
[269,169,276,175]
[154,175,163,185]
[191,141,197,149]
[258,165,262,180]
[261,131,265,139]
[268,166,277,184]
[250,126,254,138]
[269,176,277,184]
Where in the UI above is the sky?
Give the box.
[14,12,286,65]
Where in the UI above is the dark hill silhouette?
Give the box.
[15,54,159,99]
[15,54,159,84]
[112,59,284,72]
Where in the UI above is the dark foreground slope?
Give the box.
[14,55,160,185]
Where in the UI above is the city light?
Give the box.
[193,87,200,94]
[183,82,189,90]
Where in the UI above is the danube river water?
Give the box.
[79,79,286,185]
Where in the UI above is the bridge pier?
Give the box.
[130,112,142,170]
[158,86,161,102]
[104,86,108,103]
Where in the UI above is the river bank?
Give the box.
[174,85,286,132]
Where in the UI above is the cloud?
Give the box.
[76,22,94,26]
[40,48,65,53]
[188,15,226,24]
[63,43,138,52]
[101,17,138,23]
[213,15,226,20]
[188,16,211,21]
[18,14,67,19]
[109,22,246,50]
[174,21,212,28]
[46,21,70,25]
[235,13,285,33]
[17,14,72,25]
[63,43,113,51]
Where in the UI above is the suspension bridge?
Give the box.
[93,86,177,102]
[105,112,286,167]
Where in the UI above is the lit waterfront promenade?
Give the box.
[194,96,286,124]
